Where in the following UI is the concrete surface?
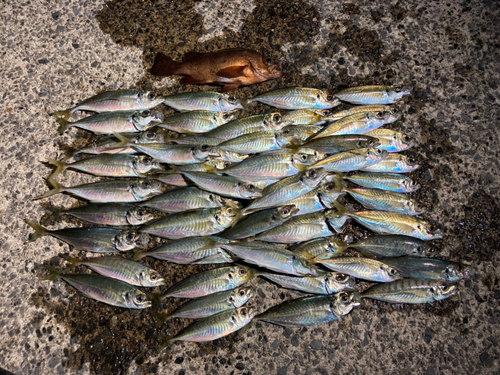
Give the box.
[1,0,499,374]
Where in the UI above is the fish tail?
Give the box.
[40,265,62,281]
[110,132,131,150]
[44,204,63,222]
[151,53,181,77]
[46,158,68,181]
[150,292,164,311]
[131,250,147,261]
[34,178,65,200]
[156,335,174,352]
[25,219,49,242]
[51,109,74,122]
[58,253,81,266]
[55,118,71,134]
[57,142,79,160]
[154,312,173,325]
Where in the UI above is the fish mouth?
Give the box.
[268,64,282,77]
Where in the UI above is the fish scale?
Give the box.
[205,113,284,141]
[344,172,420,193]
[319,257,402,282]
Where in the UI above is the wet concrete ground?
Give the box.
[1,0,499,374]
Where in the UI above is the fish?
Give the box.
[220,241,319,276]
[133,236,233,264]
[222,150,318,181]
[325,105,392,121]
[344,188,423,215]
[159,286,254,321]
[140,204,239,239]
[139,186,240,213]
[290,236,347,261]
[164,306,255,343]
[255,291,360,327]
[254,211,336,243]
[52,90,165,121]
[280,109,329,125]
[162,92,243,112]
[280,125,322,143]
[343,208,443,240]
[148,173,189,187]
[170,135,222,146]
[163,265,256,299]
[242,169,328,213]
[204,113,286,141]
[60,255,165,287]
[361,153,419,173]
[180,172,262,199]
[217,128,302,154]
[221,205,299,239]
[310,148,388,172]
[301,134,380,154]
[260,271,355,295]
[158,110,238,134]
[46,154,163,180]
[248,87,340,110]
[55,109,164,135]
[366,129,417,152]
[380,257,470,282]
[151,49,281,92]
[45,203,155,226]
[318,257,402,282]
[361,279,457,304]
[35,178,164,203]
[343,172,420,193]
[347,235,438,258]
[43,270,152,309]
[26,219,149,253]
[334,85,413,105]
[73,128,167,156]
[209,147,248,163]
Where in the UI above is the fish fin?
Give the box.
[150,292,164,311]
[55,118,71,134]
[51,109,73,121]
[235,322,252,338]
[131,250,147,261]
[179,76,205,85]
[40,265,62,281]
[181,51,202,63]
[25,219,48,243]
[42,204,63,224]
[46,158,68,181]
[151,53,181,77]
[58,253,81,266]
[34,178,65,200]
[153,311,173,325]
[216,66,247,79]
[156,335,175,352]
[220,83,241,93]
[57,142,78,160]
[109,131,132,149]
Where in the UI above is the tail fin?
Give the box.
[55,118,71,134]
[34,178,65,200]
[41,204,63,224]
[25,219,49,242]
[51,109,74,122]
[156,335,175,353]
[59,253,82,266]
[46,159,68,181]
[131,250,147,261]
[40,264,62,281]
[109,132,131,150]
[57,142,79,160]
[151,53,181,77]
[153,311,173,325]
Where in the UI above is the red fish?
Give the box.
[151,48,281,92]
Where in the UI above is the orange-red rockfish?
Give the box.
[151,49,281,92]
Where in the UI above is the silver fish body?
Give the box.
[204,113,286,141]
[302,134,380,154]
[158,110,237,134]
[366,129,417,152]
[217,129,300,154]
[380,257,470,282]
[362,154,419,173]
[334,85,413,105]
[162,92,243,112]
[345,188,423,215]
[181,171,262,199]
[344,172,420,193]
[248,87,340,110]
[311,148,388,172]
[348,235,438,258]
[325,105,391,121]
[255,291,360,327]
[131,143,219,164]
[319,257,402,282]
[280,109,328,125]
[261,271,355,295]
[290,236,347,261]
[361,279,456,304]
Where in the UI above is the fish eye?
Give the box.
[403,135,410,142]
[239,268,247,275]
[376,111,384,117]
[301,154,308,161]
[309,170,317,178]
[316,94,321,99]
[428,247,435,253]
[150,274,158,280]
[340,294,349,302]
[146,131,156,139]
[442,286,449,291]
[273,114,281,122]
[228,96,236,102]
[239,290,245,296]
[247,184,255,191]
[389,268,396,274]
[142,110,151,116]
[148,93,156,100]
[266,58,272,63]
[241,310,247,316]
[136,294,145,302]
[126,233,135,240]
[142,181,151,187]
[282,208,289,215]
[326,184,334,191]
[224,162,230,168]
[223,113,230,119]
[394,86,402,92]
[457,265,463,272]
[201,144,210,151]
[137,210,144,216]
[143,156,152,163]
[376,149,382,154]
[336,274,346,282]
[326,95,334,101]
[228,272,233,279]
[391,108,398,114]
[283,129,290,135]
[226,208,233,215]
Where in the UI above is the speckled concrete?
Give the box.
[1,0,499,374]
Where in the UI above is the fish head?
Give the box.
[192,144,220,161]
[137,91,165,108]
[134,129,165,144]
[365,147,388,163]
[115,231,150,251]
[429,283,457,301]
[325,236,347,257]
[443,263,471,282]
[272,205,300,224]
[132,180,164,200]
[139,269,166,287]
[330,290,361,317]
[216,203,240,227]
[126,206,155,225]
[392,132,416,151]
[400,177,420,193]
[415,222,443,240]
[292,151,320,167]
[124,290,152,309]
[133,108,164,128]
[315,90,341,109]
[219,95,244,112]
[378,263,403,282]
[277,127,304,146]
[233,306,257,327]
[205,159,234,170]
[236,182,263,199]
[318,177,345,205]
[133,155,163,175]
[218,196,242,209]
[388,85,413,101]
[301,168,328,188]
[212,148,249,163]
[251,55,281,79]
[263,112,285,130]
[213,110,239,126]
[227,266,255,286]
[325,272,356,294]
[229,286,254,308]
[359,137,381,149]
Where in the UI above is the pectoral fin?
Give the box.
[216,65,248,79]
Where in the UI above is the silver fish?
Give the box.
[380,257,470,282]
[248,87,340,109]
[181,171,262,199]
[311,148,388,172]
[261,271,355,295]
[290,236,347,261]
[284,178,345,215]
[344,188,423,215]
[302,134,380,154]
[343,172,420,193]
[366,129,417,152]
[158,110,238,134]
[204,113,286,141]
[334,85,413,105]
[325,105,392,121]
[162,92,244,112]
[319,257,402,282]
[217,129,301,154]
[280,109,329,125]
[361,153,419,173]
[347,235,438,258]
